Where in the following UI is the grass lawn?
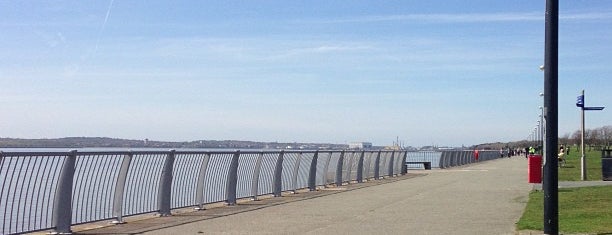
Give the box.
[558,147,604,181]
[516,186,612,234]
[518,148,611,233]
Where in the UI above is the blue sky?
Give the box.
[1,1,611,147]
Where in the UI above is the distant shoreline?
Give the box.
[0,137,349,150]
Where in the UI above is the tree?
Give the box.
[600,126,612,147]
[571,130,581,147]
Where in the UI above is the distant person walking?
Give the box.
[528,146,535,157]
[474,149,480,162]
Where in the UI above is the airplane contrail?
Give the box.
[93,0,115,55]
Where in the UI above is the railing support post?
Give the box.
[111,152,133,224]
[51,150,77,234]
[335,151,345,186]
[401,151,408,175]
[387,151,395,177]
[194,153,211,210]
[308,151,319,191]
[225,150,240,205]
[273,150,284,197]
[356,151,365,183]
[158,150,175,216]
[374,150,381,179]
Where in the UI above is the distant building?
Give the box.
[349,142,372,149]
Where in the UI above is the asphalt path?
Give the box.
[136,156,532,235]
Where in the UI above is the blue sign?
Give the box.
[576,95,584,107]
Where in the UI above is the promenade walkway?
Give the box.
[80,156,532,235]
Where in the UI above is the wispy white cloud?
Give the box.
[300,11,612,24]
[560,12,612,20]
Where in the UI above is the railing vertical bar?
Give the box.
[125,154,139,215]
[374,150,381,179]
[20,155,36,232]
[10,155,27,233]
[194,153,211,210]
[225,150,240,205]
[104,155,121,220]
[0,152,6,234]
[308,151,318,191]
[387,151,395,177]
[111,152,132,224]
[47,156,64,232]
[1,156,14,234]
[33,156,50,230]
[272,151,284,197]
[90,155,106,222]
[73,155,86,223]
[146,154,160,213]
[95,155,112,221]
[401,151,408,175]
[83,155,99,222]
[52,150,76,234]
[129,154,143,214]
[158,150,175,216]
[172,153,187,208]
[85,155,106,222]
[356,151,365,183]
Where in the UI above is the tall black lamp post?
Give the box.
[543,0,559,234]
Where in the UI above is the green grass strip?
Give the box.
[517,186,612,234]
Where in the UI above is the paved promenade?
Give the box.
[81,156,532,235]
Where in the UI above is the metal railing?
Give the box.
[404,150,499,169]
[0,149,407,235]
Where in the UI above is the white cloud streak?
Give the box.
[302,11,612,24]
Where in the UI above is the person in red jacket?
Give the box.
[474,149,480,162]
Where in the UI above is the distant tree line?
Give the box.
[472,125,612,151]
[559,125,612,149]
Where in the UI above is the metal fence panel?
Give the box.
[0,154,67,235]
[236,153,258,199]
[203,153,233,203]
[72,153,123,224]
[122,153,166,216]
[171,153,207,209]
[281,152,298,191]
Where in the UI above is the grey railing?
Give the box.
[405,150,499,169]
[0,149,407,235]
